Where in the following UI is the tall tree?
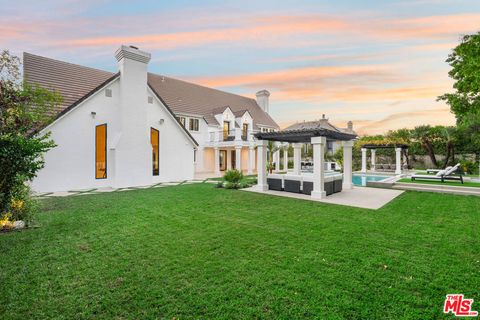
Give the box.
[438,32,480,124]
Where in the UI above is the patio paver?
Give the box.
[243,186,404,210]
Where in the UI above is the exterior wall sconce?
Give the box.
[159,119,165,124]
[91,111,96,118]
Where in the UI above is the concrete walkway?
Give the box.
[33,180,203,198]
[242,186,404,210]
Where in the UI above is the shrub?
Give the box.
[0,50,60,225]
[224,182,240,189]
[215,181,224,188]
[239,182,251,189]
[460,160,477,174]
[223,169,243,183]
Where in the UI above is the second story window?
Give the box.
[223,121,230,140]
[189,118,199,131]
[177,117,186,127]
[242,123,248,139]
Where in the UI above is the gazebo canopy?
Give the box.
[361,143,409,149]
[255,129,357,143]
[255,117,357,143]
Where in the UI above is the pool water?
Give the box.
[352,174,389,186]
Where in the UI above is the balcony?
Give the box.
[208,128,259,143]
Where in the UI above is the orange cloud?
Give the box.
[353,107,456,135]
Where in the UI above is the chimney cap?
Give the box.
[115,45,151,64]
[256,89,270,97]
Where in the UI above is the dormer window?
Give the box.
[242,123,248,140]
[189,118,199,131]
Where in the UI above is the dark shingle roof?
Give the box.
[147,73,278,129]
[23,53,115,117]
[23,53,279,129]
[284,119,356,136]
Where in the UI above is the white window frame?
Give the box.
[189,118,199,131]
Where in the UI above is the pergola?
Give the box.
[360,144,409,174]
[254,128,357,199]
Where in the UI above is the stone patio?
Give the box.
[242,186,404,210]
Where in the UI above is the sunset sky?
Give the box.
[2,0,480,134]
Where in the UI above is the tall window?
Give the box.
[189,118,199,131]
[177,117,186,127]
[223,121,230,140]
[151,128,159,176]
[242,123,248,139]
[95,124,107,179]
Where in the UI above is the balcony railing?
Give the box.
[208,129,259,143]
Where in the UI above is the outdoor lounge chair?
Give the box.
[411,164,463,184]
[426,164,455,174]
[267,174,283,191]
[284,174,302,193]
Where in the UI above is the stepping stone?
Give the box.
[95,188,117,193]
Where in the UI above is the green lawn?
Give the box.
[1,184,479,319]
[399,178,480,188]
[208,174,258,184]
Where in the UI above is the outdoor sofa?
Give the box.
[267,173,284,191]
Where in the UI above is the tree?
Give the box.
[438,32,480,124]
[0,50,60,222]
[411,125,439,167]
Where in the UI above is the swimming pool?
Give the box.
[352,174,390,186]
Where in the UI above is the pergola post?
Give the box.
[247,146,255,174]
[361,148,367,173]
[395,147,402,174]
[342,140,354,189]
[293,143,302,175]
[274,143,280,171]
[311,136,327,199]
[256,140,268,191]
[283,143,289,171]
[371,149,376,172]
[214,147,220,175]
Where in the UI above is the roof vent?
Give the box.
[161,76,165,82]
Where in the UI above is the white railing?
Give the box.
[207,129,259,143]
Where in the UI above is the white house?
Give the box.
[24,45,279,192]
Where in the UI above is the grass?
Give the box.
[208,174,257,184]
[399,178,480,188]
[1,184,479,319]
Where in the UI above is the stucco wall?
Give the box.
[31,79,195,192]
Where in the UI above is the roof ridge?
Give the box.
[147,72,257,103]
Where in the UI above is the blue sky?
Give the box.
[2,0,480,134]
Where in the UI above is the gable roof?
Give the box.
[24,53,197,146]
[23,53,279,131]
[23,53,116,117]
[284,119,357,136]
[147,73,278,129]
